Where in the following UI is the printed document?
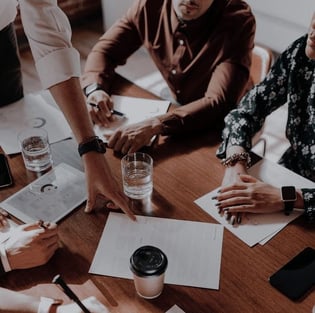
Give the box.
[94,95,170,142]
[195,158,315,247]
[90,212,224,290]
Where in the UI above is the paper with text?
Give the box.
[90,212,224,289]
[0,93,72,154]
[94,95,170,142]
[195,158,315,247]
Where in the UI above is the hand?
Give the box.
[5,221,59,270]
[216,174,283,219]
[57,296,109,313]
[108,117,163,154]
[87,90,114,127]
[83,152,136,220]
[0,208,9,229]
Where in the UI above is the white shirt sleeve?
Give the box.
[18,0,81,89]
[0,243,11,272]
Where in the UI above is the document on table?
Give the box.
[94,95,170,142]
[0,93,72,154]
[90,212,224,290]
[0,163,86,223]
[195,158,315,247]
[166,305,186,313]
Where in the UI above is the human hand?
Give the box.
[0,208,9,229]
[108,117,163,154]
[5,221,59,270]
[87,90,114,127]
[82,152,135,220]
[57,296,109,313]
[215,174,283,224]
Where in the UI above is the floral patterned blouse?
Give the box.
[217,35,315,222]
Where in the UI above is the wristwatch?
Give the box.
[83,82,104,98]
[281,186,297,215]
[78,136,106,157]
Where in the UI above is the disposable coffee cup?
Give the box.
[130,245,168,299]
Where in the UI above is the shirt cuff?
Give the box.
[38,297,62,313]
[35,47,81,89]
[0,243,11,272]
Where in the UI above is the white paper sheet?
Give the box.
[195,158,315,247]
[94,95,170,142]
[166,305,186,313]
[90,212,224,290]
[0,93,72,154]
[0,163,86,223]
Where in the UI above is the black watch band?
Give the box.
[281,186,297,215]
[83,83,104,98]
[78,136,106,157]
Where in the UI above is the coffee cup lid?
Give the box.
[130,245,168,277]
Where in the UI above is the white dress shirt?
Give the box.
[0,0,81,89]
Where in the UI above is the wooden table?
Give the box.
[1,75,315,313]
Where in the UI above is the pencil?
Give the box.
[88,102,125,117]
[52,274,91,313]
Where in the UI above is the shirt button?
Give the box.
[171,69,177,75]
[179,39,184,46]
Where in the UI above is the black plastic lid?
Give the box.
[130,245,168,277]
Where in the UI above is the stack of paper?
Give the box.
[195,158,315,247]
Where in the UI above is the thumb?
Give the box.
[85,190,97,213]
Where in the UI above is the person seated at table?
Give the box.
[213,12,315,225]
[0,218,108,312]
[81,0,256,154]
[0,0,133,219]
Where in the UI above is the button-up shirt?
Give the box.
[0,0,80,89]
[82,0,255,134]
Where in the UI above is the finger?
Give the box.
[219,183,247,194]
[239,174,258,183]
[111,193,136,221]
[107,130,121,149]
[113,135,128,153]
[225,204,255,213]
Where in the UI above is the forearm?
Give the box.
[49,77,95,143]
[0,288,39,313]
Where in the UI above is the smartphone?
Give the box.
[0,153,13,188]
[269,247,315,301]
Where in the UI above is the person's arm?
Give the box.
[18,1,134,219]
[0,289,108,313]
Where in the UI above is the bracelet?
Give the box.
[221,152,251,168]
[37,297,63,313]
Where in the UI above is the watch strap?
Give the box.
[78,136,106,157]
[83,83,104,98]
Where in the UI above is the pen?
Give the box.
[52,274,91,313]
[88,102,125,117]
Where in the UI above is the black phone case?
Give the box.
[269,247,315,301]
[0,153,13,188]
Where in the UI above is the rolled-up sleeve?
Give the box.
[18,0,81,89]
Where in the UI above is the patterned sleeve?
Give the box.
[301,189,315,222]
[216,38,298,159]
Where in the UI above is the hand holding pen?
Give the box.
[86,89,124,127]
[53,275,109,313]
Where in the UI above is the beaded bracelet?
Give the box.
[221,152,251,168]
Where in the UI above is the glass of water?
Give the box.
[121,152,153,199]
[18,127,53,172]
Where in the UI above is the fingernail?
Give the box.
[215,202,221,206]
[237,214,242,224]
[218,207,222,214]
[211,196,217,200]
[230,215,236,225]
[225,212,231,220]
[223,207,229,212]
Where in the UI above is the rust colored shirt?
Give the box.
[82,0,255,135]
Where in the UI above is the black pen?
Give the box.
[88,102,125,117]
[52,274,91,313]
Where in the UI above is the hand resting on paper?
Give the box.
[4,221,59,270]
[57,296,109,313]
[213,174,304,225]
[107,117,164,154]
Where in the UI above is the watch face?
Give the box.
[281,186,296,201]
